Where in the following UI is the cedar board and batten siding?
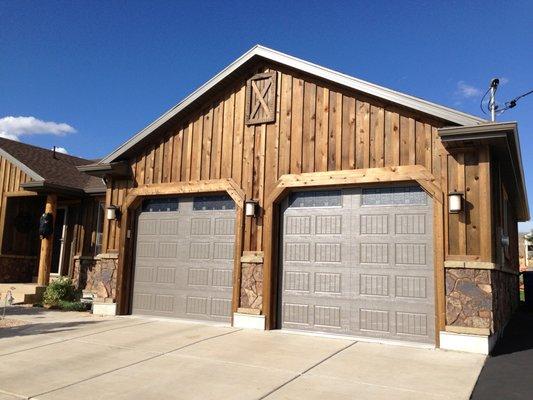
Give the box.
[102,63,492,328]
[0,155,42,256]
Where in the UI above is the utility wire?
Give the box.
[479,87,491,116]
[502,89,533,111]
[479,84,532,117]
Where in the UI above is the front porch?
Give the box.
[0,193,108,304]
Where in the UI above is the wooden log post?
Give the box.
[37,194,57,286]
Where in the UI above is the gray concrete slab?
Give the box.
[264,374,450,400]
[0,309,485,400]
[0,339,155,398]
[75,319,237,353]
[0,392,23,400]
[37,353,295,400]
[174,329,354,373]
[0,313,145,356]
[306,341,485,400]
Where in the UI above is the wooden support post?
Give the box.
[37,194,57,286]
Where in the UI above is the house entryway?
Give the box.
[50,207,68,276]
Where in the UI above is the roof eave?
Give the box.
[439,122,529,222]
[100,45,486,164]
[77,161,131,178]
[21,181,86,197]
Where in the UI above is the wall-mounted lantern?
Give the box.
[448,192,464,214]
[245,200,259,218]
[106,205,121,221]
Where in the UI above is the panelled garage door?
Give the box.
[279,186,435,344]
[132,195,236,322]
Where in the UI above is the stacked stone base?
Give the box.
[0,255,38,283]
[444,262,519,353]
[72,253,118,300]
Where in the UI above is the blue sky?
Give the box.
[1,0,532,230]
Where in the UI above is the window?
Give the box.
[288,191,342,208]
[361,186,427,206]
[94,201,105,255]
[193,195,235,211]
[142,197,180,212]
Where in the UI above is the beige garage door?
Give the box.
[132,195,236,322]
[279,186,435,344]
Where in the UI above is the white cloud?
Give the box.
[53,146,68,154]
[0,131,19,141]
[456,81,482,99]
[0,116,76,141]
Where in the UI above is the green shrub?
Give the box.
[42,277,80,307]
[58,300,88,312]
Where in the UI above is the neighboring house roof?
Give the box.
[0,137,105,195]
[100,45,487,164]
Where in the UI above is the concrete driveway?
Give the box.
[0,307,485,400]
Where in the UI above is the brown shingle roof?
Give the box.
[0,137,105,194]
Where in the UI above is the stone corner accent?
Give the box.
[446,268,493,331]
[72,256,118,300]
[445,263,520,335]
[240,262,263,311]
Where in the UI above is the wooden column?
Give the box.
[37,194,57,286]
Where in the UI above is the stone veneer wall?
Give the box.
[0,256,38,283]
[445,267,519,334]
[446,269,493,330]
[72,254,118,300]
[491,270,519,333]
[239,262,263,310]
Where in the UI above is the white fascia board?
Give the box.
[101,45,486,164]
[0,148,44,182]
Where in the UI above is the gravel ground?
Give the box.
[0,317,29,328]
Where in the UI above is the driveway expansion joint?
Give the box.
[258,340,358,400]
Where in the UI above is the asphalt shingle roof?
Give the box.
[0,137,105,193]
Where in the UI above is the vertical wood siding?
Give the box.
[0,155,32,207]
[103,64,487,262]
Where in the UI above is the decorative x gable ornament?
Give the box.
[245,72,277,125]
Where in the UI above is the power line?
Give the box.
[502,89,533,111]
[479,81,532,118]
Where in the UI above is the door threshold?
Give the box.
[121,314,233,328]
[277,328,436,349]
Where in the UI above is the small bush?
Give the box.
[43,277,80,307]
[58,300,88,312]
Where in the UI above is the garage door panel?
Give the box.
[282,299,352,333]
[280,186,435,344]
[132,195,235,322]
[283,267,351,297]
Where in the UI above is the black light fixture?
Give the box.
[244,199,259,218]
[448,191,463,214]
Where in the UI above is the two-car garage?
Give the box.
[129,186,435,344]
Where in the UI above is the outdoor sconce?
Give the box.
[448,192,463,214]
[106,205,121,221]
[245,200,259,218]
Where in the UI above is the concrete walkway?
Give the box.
[0,306,485,400]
